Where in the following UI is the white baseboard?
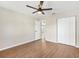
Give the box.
[0,39,35,51]
[46,39,57,43]
[46,40,79,48]
[0,39,79,51]
[75,46,79,48]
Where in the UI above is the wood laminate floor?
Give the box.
[0,39,79,58]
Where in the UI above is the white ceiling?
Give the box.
[0,1,79,16]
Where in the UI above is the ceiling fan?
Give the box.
[26,1,52,15]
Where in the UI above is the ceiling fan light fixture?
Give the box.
[37,11,41,14]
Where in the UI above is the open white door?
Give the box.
[58,16,76,46]
[35,19,41,40]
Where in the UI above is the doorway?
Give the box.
[35,19,41,40]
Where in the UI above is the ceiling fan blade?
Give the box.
[26,5,37,10]
[32,11,39,14]
[40,1,44,6]
[41,11,45,15]
[42,8,52,11]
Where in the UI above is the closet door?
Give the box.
[58,16,76,46]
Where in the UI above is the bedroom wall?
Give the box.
[0,7,35,50]
[43,15,57,43]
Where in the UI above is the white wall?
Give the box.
[43,15,57,42]
[0,7,35,50]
